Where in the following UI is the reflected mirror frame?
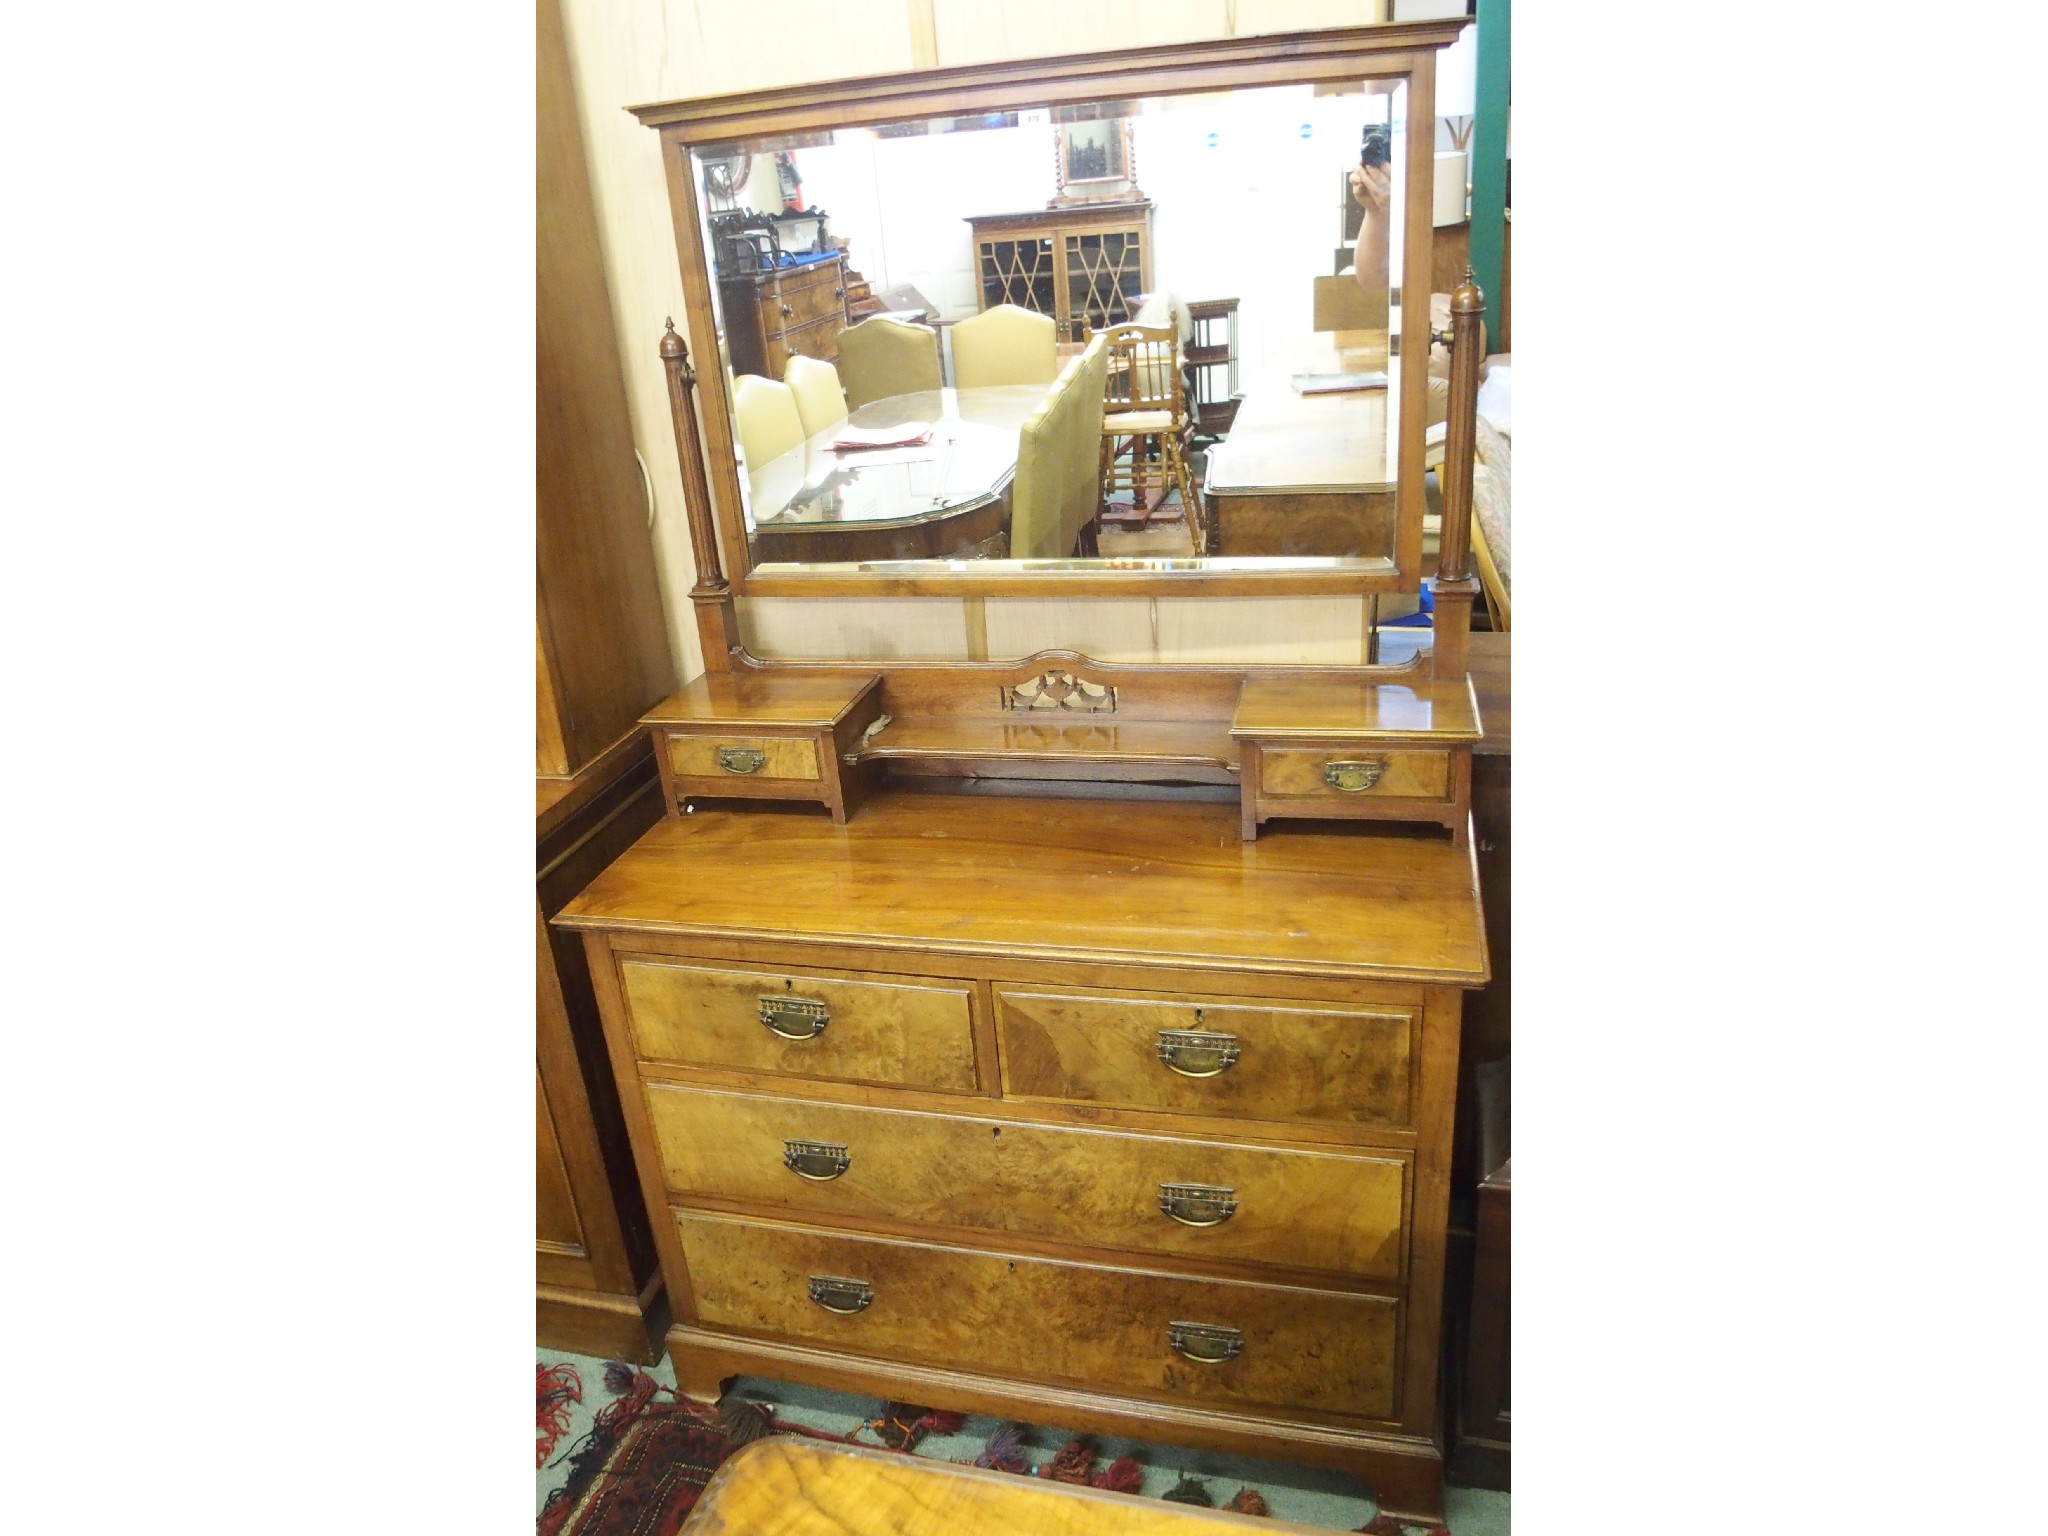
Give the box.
[633,21,1462,600]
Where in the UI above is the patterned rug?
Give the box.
[537,1358,1454,1536]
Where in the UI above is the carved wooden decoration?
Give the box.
[1000,670,1118,713]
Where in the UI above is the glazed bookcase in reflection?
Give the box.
[630,22,1462,613]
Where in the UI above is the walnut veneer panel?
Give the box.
[647,1083,1408,1280]
[997,986,1414,1129]
[666,735,821,781]
[675,1212,1399,1420]
[558,792,1488,986]
[619,956,980,1093]
[1258,749,1451,802]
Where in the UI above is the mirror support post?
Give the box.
[661,319,742,671]
[1430,272,1485,681]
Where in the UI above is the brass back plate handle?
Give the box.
[808,1275,873,1314]
[1159,1182,1238,1227]
[783,1139,851,1181]
[1156,1028,1241,1078]
[1168,1321,1243,1363]
[717,746,768,774]
[1323,758,1388,792]
[760,995,830,1040]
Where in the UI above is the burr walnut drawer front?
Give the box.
[618,958,979,1093]
[675,1210,1399,1420]
[1256,747,1453,803]
[766,276,847,333]
[995,986,1415,1129]
[646,1082,1409,1280]
[664,732,820,785]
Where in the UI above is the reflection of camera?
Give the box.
[1359,124,1390,169]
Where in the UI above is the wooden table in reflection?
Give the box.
[747,385,1044,564]
[1201,331,1398,559]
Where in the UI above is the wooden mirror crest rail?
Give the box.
[559,25,1495,1527]
[633,20,1466,600]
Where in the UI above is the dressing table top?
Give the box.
[557,788,1487,987]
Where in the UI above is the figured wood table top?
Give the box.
[681,1438,1339,1536]
[1233,673,1481,742]
[641,671,881,729]
[1202,332,1398,497]
[557,787,1488,986]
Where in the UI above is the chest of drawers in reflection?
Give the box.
[557,785,1484,1527]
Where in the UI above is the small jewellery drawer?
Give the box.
[646,1083,1410,1279]
[1257,748,1451,803]
[665,733,819,784]
[618,958,979,1093]
[996,986,1414,1129]
[675,1210,1399,1420]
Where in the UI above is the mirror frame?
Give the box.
[630,19,1466,599]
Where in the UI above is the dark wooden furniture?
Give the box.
[720,251,851,380]
[1185,297,1242,440]
[681,1438,1341,1535]
[560,777,1486,1526]
[968,204,1154,344]
[536,0,673,1358]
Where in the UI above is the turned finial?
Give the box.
[1452,266,1485,314]
[660,317,688,362]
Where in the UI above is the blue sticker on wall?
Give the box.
[1299,123,1313,139]
[1206,131,1219,148]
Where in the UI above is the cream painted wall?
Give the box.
[557,0,1393,673]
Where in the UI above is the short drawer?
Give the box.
[766,276,846,331]
[996,986,1413,1128]
[647,1083,1408,1280]
[1258,748,1451,802]
[619,958,979,1093]
[665,733,819,784]
[676,1210,1399,1420]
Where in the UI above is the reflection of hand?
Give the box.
[1350,163,1391,213]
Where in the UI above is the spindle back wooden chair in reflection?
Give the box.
[1096,323,1199,551]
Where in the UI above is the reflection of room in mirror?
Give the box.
[687,77,1419,574]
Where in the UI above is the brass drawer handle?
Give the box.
[809,1275,872,1314]
[1156,1028,1240,1078]
[717,746,768,774]
[1323,758,1388,792]
[783,1139,851,1181]
[1159,1183,1237,1227]
[1168,1321,1242,1364]
[759,995,830,1039]
[780,302,795,318]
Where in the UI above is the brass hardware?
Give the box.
[759,995,830,1039]
[783,1139,851,1180]
[780,302,795,318]
[1167,1321,1242,1364]
[1323,758,1388,793]
[834,287,846,299]
[807,1275,872,1314]
[1156,1028,1241,1078]
[717,746,768,774]
[1159,1183,1237,1227]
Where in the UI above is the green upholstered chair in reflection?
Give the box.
[834,315,943,411]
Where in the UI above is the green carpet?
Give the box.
[537,1347,1508,1533]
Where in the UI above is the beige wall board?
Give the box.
[1154,595,1366,663]
[982,598,1163,662]
[741,597,974,660]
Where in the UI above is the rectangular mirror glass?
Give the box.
[686,76,1420,584]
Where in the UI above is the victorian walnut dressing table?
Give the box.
[564,24,1491,1525]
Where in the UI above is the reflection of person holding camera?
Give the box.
[1350,122,1392,296]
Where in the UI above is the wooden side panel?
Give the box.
[620,957,980,1092]
[537,1068,588,1255]
[1259,748,1450,801]
[537,0,676,770]
[646,1083,1409,1280]
[996,986,1414,1127]
[676,1211,1400,1419]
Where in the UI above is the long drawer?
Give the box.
[675,1210,1400,1420]
[619,957,979,1093]
[995,985,1414,1128]
[646,1083,1408,1280]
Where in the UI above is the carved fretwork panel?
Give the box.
[1000,670,1118,713]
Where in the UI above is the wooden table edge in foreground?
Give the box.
[681,1437,1343,1536]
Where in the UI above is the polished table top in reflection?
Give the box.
[748,385,1045,536]
[1204,331,1398,497]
